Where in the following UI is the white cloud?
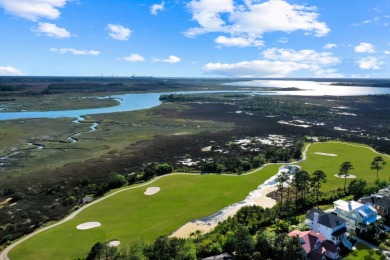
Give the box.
[151,2,164,15]
[384,51,390,55]
[186,0,329,44]
[186,0,234,37]
[215,36,264,47]
[203,47,342,77]
[0,0,69,21]
[108,24,132,41]
[356,56,382,70]
[324,43,337,50]
[50,48,100,55]
[122,54,145,62]
[152,55,181,63]
[0,65,25,76]
[262,48,340,66]
[313,68,344,78]
[354,42,376,53]
[33,23,71,38]
[203,60,309,78]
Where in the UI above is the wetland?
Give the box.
[0,77,389,252]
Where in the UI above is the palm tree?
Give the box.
[371,156,386,179]
[276,171,290,205]
[339,161,353,193]
[311,170,327,206]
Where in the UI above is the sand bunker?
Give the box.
[76,222,101,230]
[144,187,161,195]
[334,174,356,179]
[108,240,120,247]
[170,165,299,239]
[314,152,337,156]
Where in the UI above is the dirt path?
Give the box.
[0,144,312,260]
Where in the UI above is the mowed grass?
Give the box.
[8,142,390,259]
[298,141,390,192]
[9,165,280,260]
[343,243,383,259]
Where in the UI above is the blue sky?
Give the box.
[0,0,389,78]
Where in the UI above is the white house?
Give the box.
[333,199,381,232]
[305,208,348,248]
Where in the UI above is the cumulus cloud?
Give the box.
[215,36,264,47]
[203,60,309,78]
[354,42,376,53]
[203,47,342,77]
[324,43,337,50]
[186,0,329,45]
[50,48,100,55]
[108,24,132,41]
[33,22,71,38]
[384,51,390,55]
[151,2,164,15]
[262,48,340,66]
[356,56,382,70]
[0,65,25,76]
[122,54,145,62]
[0,0,69,21]
[152,55,181,63]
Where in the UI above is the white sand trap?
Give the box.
[315,152,337,156]
[144,187,160,195]
[76,222,101,230]
[108,240,120,247]
[334,174,356,179]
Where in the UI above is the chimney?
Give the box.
[348,201,352,211]
[313,212,319,232]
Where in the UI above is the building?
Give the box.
[360,186,390,217]
[305,208,347,246]
[288,230,340,260]
[333,199,381,232]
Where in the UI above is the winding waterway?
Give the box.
[1,80,390,121]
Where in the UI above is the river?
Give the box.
[1,80,390,121]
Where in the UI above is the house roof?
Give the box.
[318,213,345,229]
[361,195,390,209]
[288,230,326,255]
[331,227,347,237]
[323,241,340,253]
[378,187,390,198]
[334,199,363,212]
[306,208,326,220]
[306,208,346,229]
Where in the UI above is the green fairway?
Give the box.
[298,141,390,191]
[7,141,390,259]
[8,165,280,260]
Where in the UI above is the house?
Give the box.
[333,199,381,232]
[202,253,232,260]
[360,186,390,217]
[288,230,340,260]
[305,208,347,246]
[82,195,93,204]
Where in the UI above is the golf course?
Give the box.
[4,141,390,260]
